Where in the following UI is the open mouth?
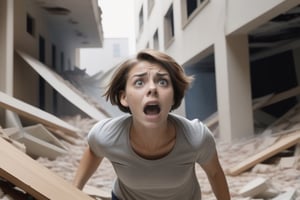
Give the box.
[143,104,161,115]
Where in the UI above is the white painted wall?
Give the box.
[135,0,299,65]
[226,0,300,34]
[134,0,300,140]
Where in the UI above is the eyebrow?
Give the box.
[131,72,147,78]
[131,71,169,79]
[156,72,169,77]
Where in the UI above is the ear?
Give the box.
[119,90,129,107]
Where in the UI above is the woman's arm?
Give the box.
[201,152,230,200]
[73,146,103,190]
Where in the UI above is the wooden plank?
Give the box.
[17,50,107,120]
[228,131,300,176]
[204,87,300,129]
[0,137,94,200]
[263,86,300,108]
[261,103,300,135]
[0,91,79,138]
[203,94,274,129]
[252,93,274,110]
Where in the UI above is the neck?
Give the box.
[129,117,176,159]
[131,118,169,142]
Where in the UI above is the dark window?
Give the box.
[38,78,45,110]
[51,44,56,70]
[39,36,46,63]
[53,90,58,114]
[60,52,64,72]
[187,0,197,17]
[38,35,46,110]
[26,14,35,36]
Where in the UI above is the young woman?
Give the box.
[73,49,230,200]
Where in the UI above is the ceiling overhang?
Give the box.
[33,0,103,47]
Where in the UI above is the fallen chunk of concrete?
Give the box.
[239,177,269,197]
[272,188,297,200]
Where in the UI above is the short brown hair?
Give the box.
[104,49,193,113]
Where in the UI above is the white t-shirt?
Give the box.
[88,113,216,200]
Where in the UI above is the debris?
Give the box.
[0,127,26,153]
[238,177,270,197]
[83,185,111,200]
[17,50,108,120]
[0,91,80,137]
[2,124,68,160]
[239,177,280,199]
[21,124,68,159]
[251,164,275,174]
[228,131,300,176]
[0,136,94,200]
[279,156,298,169]
[271,188,297,200]
[46,126,78,144]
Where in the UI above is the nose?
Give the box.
[147,81,158,96]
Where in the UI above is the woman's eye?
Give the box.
[134,80,144,87]
[158,79,168,86]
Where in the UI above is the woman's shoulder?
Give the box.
[88,114,131,140]
[169,113,207,133]
[87,115,131,157]
[169,113,214,147]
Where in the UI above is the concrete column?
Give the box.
[214,34,254,142]
[4,0,14,95]
[0,0,7,93]
[0,0,14,126]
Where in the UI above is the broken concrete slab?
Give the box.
[272,188,297,200]
[17,50,108,120]
[238,177,270,198]
[2,124,68,160]
[0,91,79,137]
[0,127,26,153]
[21,124,68,159]
[279,156,298,169]
[23,124,68,150]
[83,185,110,200]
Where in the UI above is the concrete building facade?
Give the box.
[0,0,103,126]
[134,0,300,141]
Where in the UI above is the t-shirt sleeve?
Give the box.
[195,122,216,164]
[87,119,109,158]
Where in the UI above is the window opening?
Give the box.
[26,14,35,36]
